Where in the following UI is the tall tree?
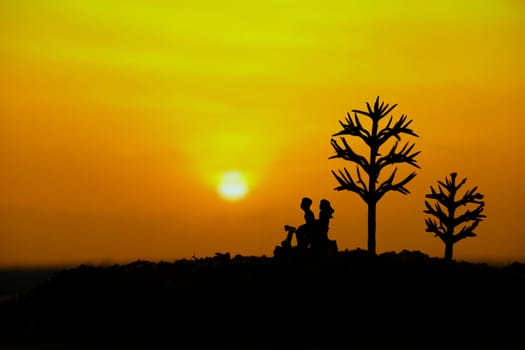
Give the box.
[330,97,420,255]
[424,172,485,261]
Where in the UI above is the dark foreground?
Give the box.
[1,249,524,350]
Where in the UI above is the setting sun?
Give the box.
[218,171,249,201]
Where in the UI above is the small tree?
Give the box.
[330,97,420,255]
[424,172,485,261]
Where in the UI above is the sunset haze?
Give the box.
[1,0,524,266]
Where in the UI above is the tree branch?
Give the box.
[426,185,455,211]
[332,112,371,145]
[377,114,419,146]
[425,218,446,242]
[376,141,420,171]
[329,138,370,173]
[424,200,449,225]
[455,186,485,207]
[353,96,398,122]
[453,221,479,243]
[376,169,417,200]
[453,204,485,227]
[331,169,368,201]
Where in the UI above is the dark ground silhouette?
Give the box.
[1,250,524,350]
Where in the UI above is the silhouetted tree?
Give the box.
[330,97,420,255]
[424,172,485,261]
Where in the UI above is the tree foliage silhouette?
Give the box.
[330,97,420,255]
[424,172,485,261]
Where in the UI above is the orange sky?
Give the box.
[1,0,524,266]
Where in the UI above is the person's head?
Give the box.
[320,199,334,216]
[300,197,312,210]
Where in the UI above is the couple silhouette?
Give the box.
[281,197,336,251]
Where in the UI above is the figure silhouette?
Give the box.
[280,197,337,253]
[282,197,315,249]
[310,199,335,250]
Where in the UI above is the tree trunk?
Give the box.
[368,119,379,256]
[444,242,453,261]
[368,201,377,255]
[445,198,455,261]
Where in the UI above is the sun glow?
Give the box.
[217,171,249,201]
